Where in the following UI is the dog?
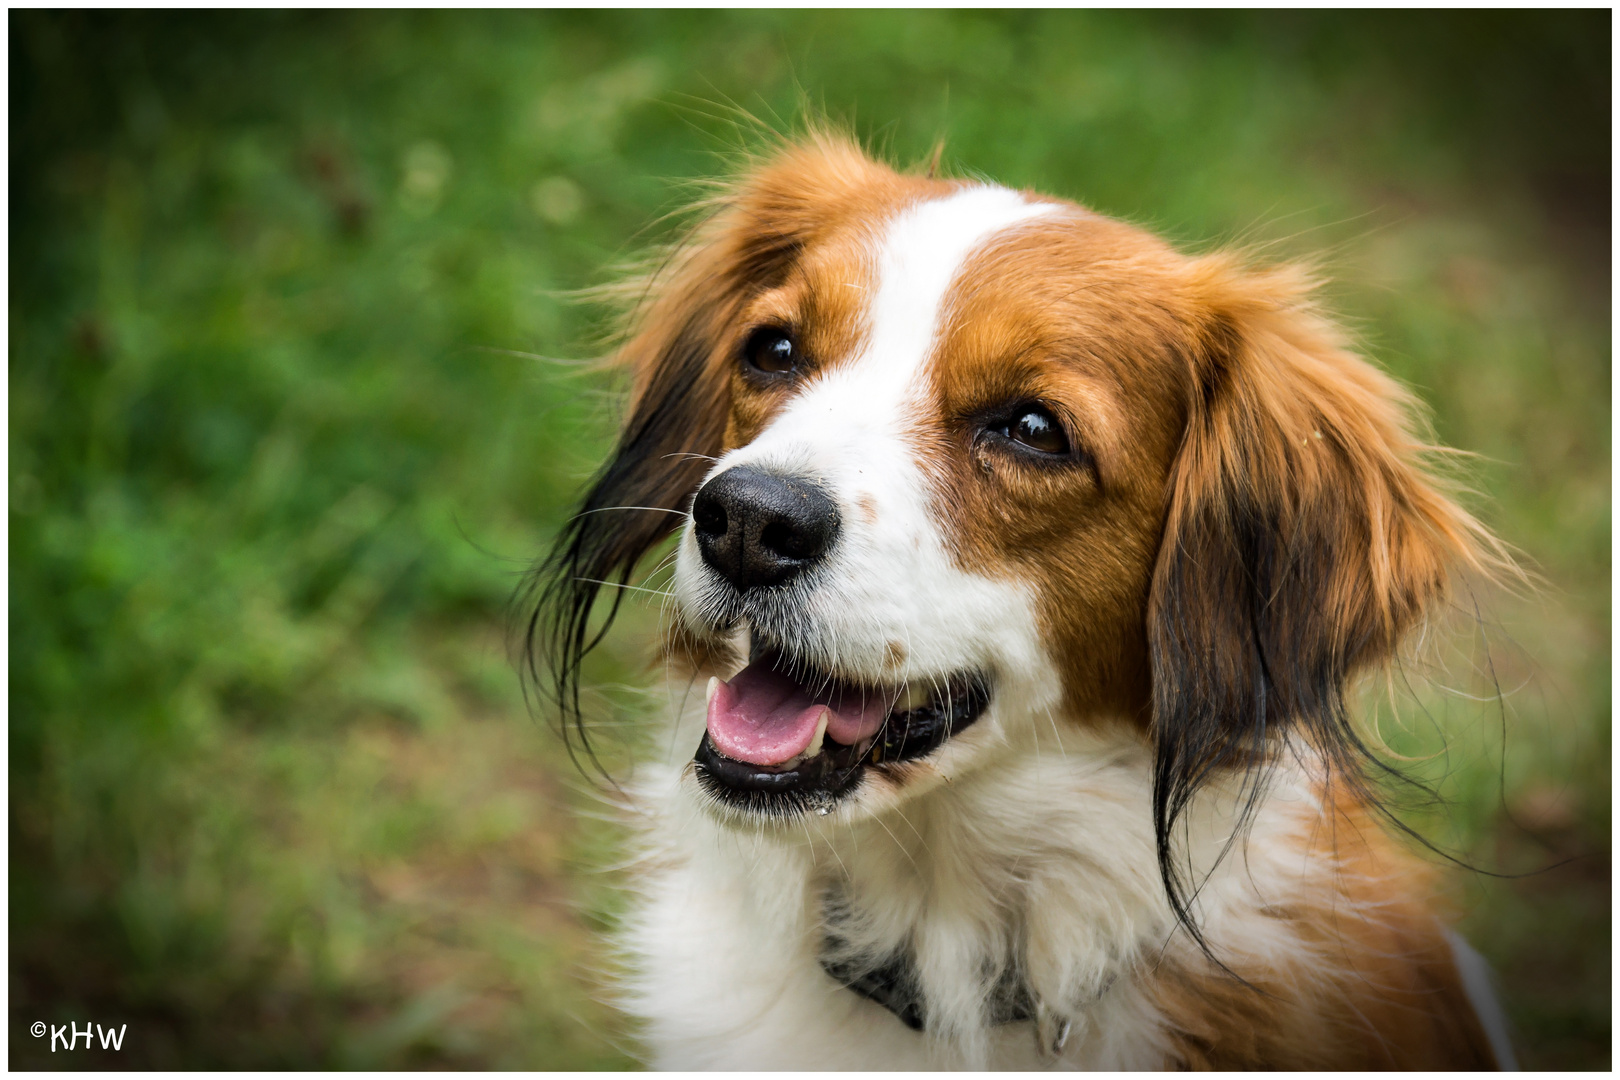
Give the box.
[526,132,1520,1069]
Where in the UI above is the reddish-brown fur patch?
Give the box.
[918,217,1193,723]
[1147,795,1499,1069]
[917,218,1506,729]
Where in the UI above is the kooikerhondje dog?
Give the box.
[527,133,1518,1069]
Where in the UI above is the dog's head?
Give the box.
[529,133,1505,895]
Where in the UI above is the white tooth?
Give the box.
[705,676,721,709]
[804,709,829,759]
[777,713,830,772]
[895,682,931,713]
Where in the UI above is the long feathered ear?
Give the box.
[521,131,889,771]
[1147,256,1513,945]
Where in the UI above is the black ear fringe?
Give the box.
[1148,497,1468,974]
[516,319,727,780]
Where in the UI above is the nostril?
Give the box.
[760,519,823,561]
[692,492,728,538]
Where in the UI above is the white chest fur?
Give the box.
[613,723,1323,1071]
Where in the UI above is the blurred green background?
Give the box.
[9,10,1608,1070]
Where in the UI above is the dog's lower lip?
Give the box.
[694,655,991,812]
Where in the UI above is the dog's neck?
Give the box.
[643,719,1322,1067]
[754,732,1175,1055]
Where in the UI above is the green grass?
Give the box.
[10,11,1608,1069]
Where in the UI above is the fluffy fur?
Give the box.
[526,132,1517,1069]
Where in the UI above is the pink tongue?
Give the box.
[706,660,894,767]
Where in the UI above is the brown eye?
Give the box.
[1006,406,1069,455]
[743,327,797,374]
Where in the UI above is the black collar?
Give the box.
[818,889,1107,1060]
[819,947,1035,1032]
[820,948,932,1031]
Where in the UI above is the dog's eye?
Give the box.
[743,328,798,374]
[1003,406,1069,455]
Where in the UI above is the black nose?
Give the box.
[691,467,840,590]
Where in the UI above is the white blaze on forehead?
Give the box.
[714,184,1058,468]
[736,185,1059,458]
[863,185,1057,381]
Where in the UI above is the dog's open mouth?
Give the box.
[693,642,990,813]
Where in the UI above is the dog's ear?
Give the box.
[523,132,891,762]
[1146,256,1510,936]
